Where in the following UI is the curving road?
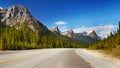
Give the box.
[0,49,92,68]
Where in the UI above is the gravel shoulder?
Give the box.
[76,49,120,68]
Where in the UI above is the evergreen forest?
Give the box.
[0,21,83,50]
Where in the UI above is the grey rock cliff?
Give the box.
[50,26,60,34]
[61,29,75,38]
[87,31,100,40]
[0,5,49,34]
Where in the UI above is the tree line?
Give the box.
[89,22,120,50]
[0,21,82,50]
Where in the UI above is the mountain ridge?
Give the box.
[50,26,60,34]
[0,5,100,50]
[87,31,100,40]
[0,5,49,34]
[50,27,100,44]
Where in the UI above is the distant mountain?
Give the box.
[0,5,100,45]
[0,5,49,34]
[82,32,88,36]
[87,31,100,40]
[0,5,100,50]
[61,29,75,38]
[50,27,100,44]
[50,26,60,34]
[0,5,84,50]
[89,22,120,58]
[73,33,99,44]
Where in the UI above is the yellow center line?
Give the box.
[0,53,37,64]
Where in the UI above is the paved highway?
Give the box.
[0,49,92,68]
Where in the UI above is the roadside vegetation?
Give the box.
[0,21,83,50]
[88,22,120,58]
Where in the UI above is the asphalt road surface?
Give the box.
[0,49,92,68]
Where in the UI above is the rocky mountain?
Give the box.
[50,26,60,34]
[61,29,75,38]
[74,31,100,44]
[0,5,100,45]
[0,5,49,34]
[82,32,87,36]
[73,33,97,44]
[87,31,100,40]
[50,26,100,44]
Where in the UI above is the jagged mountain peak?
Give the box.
[8,5,32,17]
[82,32,87,35]
[0,5,49,34]
[2,5,32,23]
[88,31,97,36]
[68,29,74,35]
[50,26,60,34]
[88,31,100,39]
[60,29,74,38]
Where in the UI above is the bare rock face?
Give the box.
[0,9,7,20]
[0,5,49,34]
[61,29,75,38]
[87,31,100,40]
[50,26,60,34]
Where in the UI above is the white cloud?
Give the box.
[0,7,3,9]
[59,25,68,32]
[55,21,67,25]
[73,24,117,38]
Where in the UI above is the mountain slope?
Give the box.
[73,33,98,44]
[51,27,100,44]
[89,22,120,50]
[50,26,60,34]
[0,5,84,50]
[61,29,75,38]
[0,5,49,34]
[88,22,120,58]
[87,31,100,40]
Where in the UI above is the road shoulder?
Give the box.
[76,49,120,68]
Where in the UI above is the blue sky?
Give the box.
[0,0,120,37]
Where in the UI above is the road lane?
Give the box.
[0,49,92,68]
